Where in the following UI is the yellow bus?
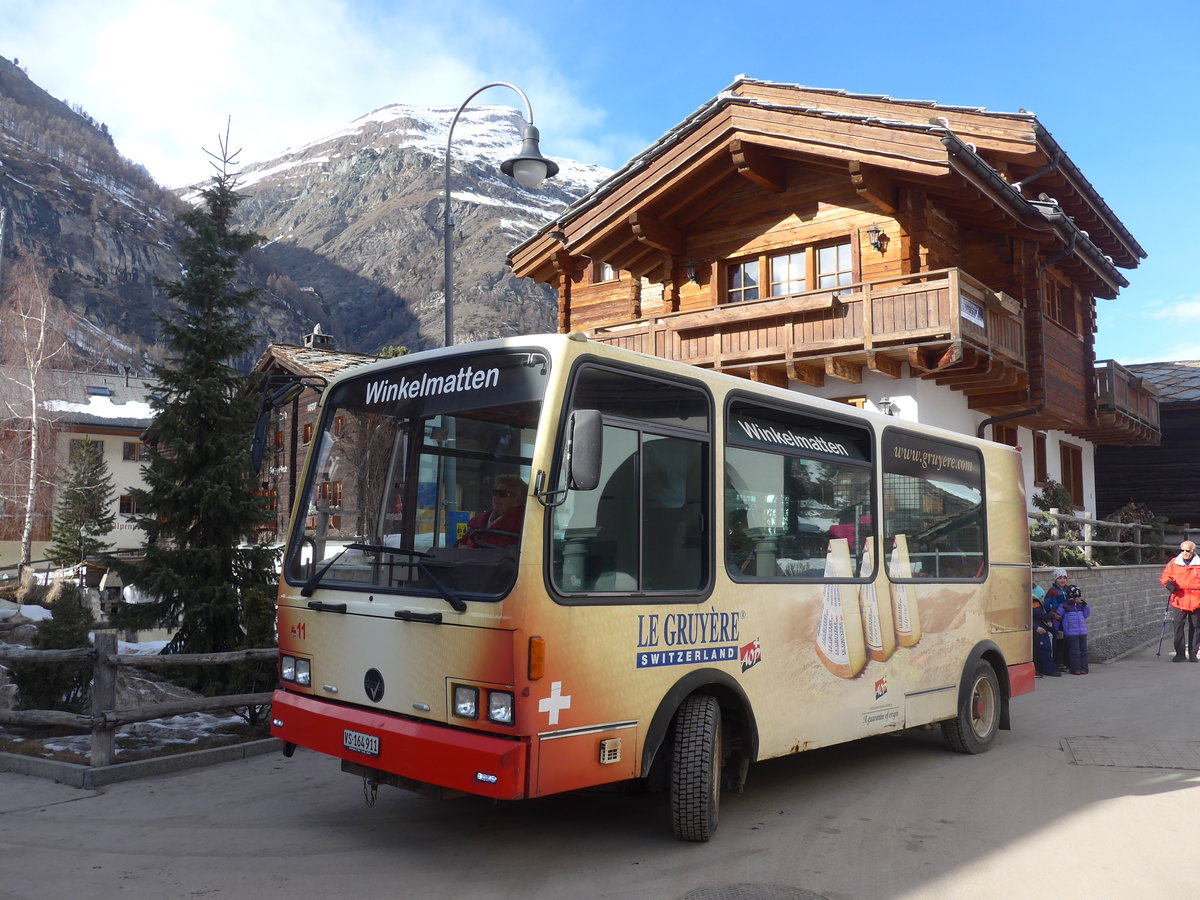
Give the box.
[270,332,1033,841]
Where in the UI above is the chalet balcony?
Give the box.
[1074,360,1161,446]
[587,268,1026,408]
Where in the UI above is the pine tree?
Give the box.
[112,135,277,657]
[47,438,115,566]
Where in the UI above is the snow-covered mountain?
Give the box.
[1,48,611,362]
[231,104,611,351]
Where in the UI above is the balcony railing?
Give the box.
[588,268,1025,401]
[1074,359,1161,445]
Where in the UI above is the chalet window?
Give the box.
[256,487,279,530]
[1044,274,1078,333]
[119,495,139,516]
[816,241,853,289]
[332,415,345,438]
[727,239,853,304]
[302,422,314,444]
[1033,433,1048,485]
[770,251,806,296]
[317,480,343,507]
[69,439,103,460]
[122,441,145,461]
[316,480,342,529]
[273,430,284,449]
[595,261,617,283]
[728,260,760,303]
[992,424,1019,448]
[1060,442,1084,507]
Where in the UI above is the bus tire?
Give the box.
[669,694,722,842]
[941,660,1000,754]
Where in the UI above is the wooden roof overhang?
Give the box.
[510,90,1129,300]
[724,80,1145,270]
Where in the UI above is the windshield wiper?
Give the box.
[300,547,349,597]
[298,542,467,613]
[349,542,467,613]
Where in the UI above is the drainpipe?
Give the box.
[1011,147,1063,195]
[977,402,1046,439]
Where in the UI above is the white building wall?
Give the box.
[787,364,1097,515]
[22,429,150,564]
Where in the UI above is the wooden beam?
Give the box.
[629,211,685,255]
[848,160,898,214]
[967,390,1031,410]
[907,346,943,373]
[552,249,586,277]
[825,357,863,384]
[750,365,788,388]
[935,341,965,370]
[787,361,825,387]
[551,250,577,333]
[866,352,903,379]
[730,138,786,193]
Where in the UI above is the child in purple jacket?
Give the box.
[1060,585,1090,674]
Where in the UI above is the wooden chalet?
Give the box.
[509,78,1157,511]
[1096,361,1200,522]
[250,332,378,542]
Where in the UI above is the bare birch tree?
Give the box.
[0,251,73,573]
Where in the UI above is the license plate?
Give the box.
[343,729,380,756]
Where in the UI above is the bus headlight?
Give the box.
[280,655,311,686]
[487,691,514,725]
[453,685,479,719]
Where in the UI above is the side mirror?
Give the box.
[567,409,602,491]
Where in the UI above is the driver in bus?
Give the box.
[457,475,527,549]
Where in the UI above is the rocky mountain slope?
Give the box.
[0,53,609,365]
[231,103,609,351]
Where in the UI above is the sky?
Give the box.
[2,0,1197,364]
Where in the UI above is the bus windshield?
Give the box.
[283,350,549,601]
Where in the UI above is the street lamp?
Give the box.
[443,82,559,347]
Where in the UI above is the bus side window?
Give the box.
[724,400,873,581]
[882,430,985,581]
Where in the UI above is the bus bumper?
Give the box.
[1009,661,1036,697]
[270,690,528,800]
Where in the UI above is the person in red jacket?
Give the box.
[457,475,527,549]
[1161,541,1200,662]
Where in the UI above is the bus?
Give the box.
[270,332,1034,841]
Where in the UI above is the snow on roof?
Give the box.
[44,395,155,420]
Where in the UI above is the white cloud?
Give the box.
[1145,297,1200,320]
[1,0,625,187]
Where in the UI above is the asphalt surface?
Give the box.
[1,640,1193,900]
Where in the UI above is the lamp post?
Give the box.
[443,82,559,347]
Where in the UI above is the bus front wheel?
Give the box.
[941,660,1000,754]
[669,694,722,842]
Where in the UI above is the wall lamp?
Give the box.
[867,224,887,253]
[877,397,898,417]
[685,261,701,284]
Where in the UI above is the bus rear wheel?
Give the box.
[941,660,1000,754]
[669,694,722,842]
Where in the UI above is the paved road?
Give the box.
[2,642,1194,900]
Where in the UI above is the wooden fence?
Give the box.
[1028,509,1200,566]
[0,633,275,767]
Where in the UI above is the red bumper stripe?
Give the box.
[270,690,528,800]
[1009,661,1036,697]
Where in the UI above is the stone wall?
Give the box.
[1034,565,1169,660]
